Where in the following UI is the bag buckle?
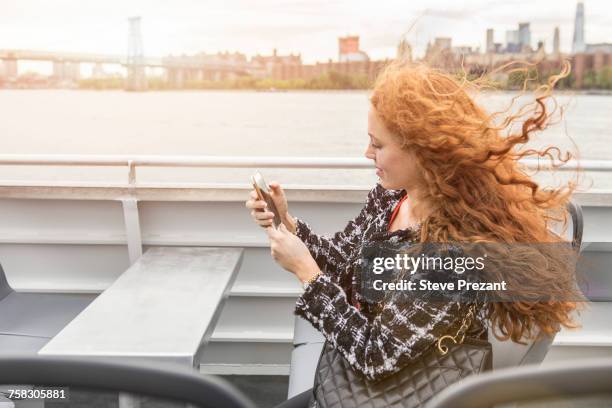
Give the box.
[436,303,477,356]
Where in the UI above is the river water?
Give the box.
[1,89,610,190]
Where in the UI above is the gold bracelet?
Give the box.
[302,271,322,289]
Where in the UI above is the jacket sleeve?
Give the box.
[294,246,483,382]
[293,183,382,282]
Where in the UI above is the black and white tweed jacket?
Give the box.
[293,182,488,383]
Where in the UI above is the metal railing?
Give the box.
[0,154,611,187]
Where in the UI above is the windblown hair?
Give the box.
[370,59,586,343]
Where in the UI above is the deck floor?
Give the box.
[221,375,290,408]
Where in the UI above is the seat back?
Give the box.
[489,329,555,369]
[426,357,612,408]
[567,199,584,252]
[488,199,584,370]
[0,354,256,408]
[0,263,13,302]
[288,317,325,398]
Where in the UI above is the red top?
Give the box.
[388,194,408,231]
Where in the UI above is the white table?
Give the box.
[39,246,243,406]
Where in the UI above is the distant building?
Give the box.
[397,38,412,62]
[251,48,302,80]
[536,41,546,59]
[486,29,495,53]
[425,38,451,59]
[506,30,520,53]
[570,2,611,56]
[251,49,300,69]
[338,36,369,63]
[553,27,560,55]
[585,43,612,53]
[339,36,359,54]
[425,37,455,69]
[518,22,532,52]
[52,61,80,82]
[452,46,478,58]
[164,50,248,66]
[434,37,452,50]
[572,2,586,53]
[161,50,250,84]
[499,23,532,53]
[572,51,612,88]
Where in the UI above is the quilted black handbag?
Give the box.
[308,304,492,408]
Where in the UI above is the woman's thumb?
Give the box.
[269,181,282,194]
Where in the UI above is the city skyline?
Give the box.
[1,0,610,68]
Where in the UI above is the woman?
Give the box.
[245,60,584,408]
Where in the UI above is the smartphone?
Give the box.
[251,171,282,228]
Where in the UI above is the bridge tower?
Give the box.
[127,16,147,91]
[2,59,18,80]
[0,51,18,80]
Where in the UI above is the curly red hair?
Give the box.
[370,59,585,343]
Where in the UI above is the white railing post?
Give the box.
[127,159,137,188]
[121,197,143,265]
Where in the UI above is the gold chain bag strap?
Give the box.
[309,304,492,408]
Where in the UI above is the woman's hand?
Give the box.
[266,223,320,283]
[245,181,296,233]
[245,189,275,228]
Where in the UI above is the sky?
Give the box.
[1,0,610,65]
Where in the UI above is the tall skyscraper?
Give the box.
[486,29,495,53]
[553,27,560,55]
[518,22,531,51]
[572,2,586,53]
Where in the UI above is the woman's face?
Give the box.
[365,105,421,191]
